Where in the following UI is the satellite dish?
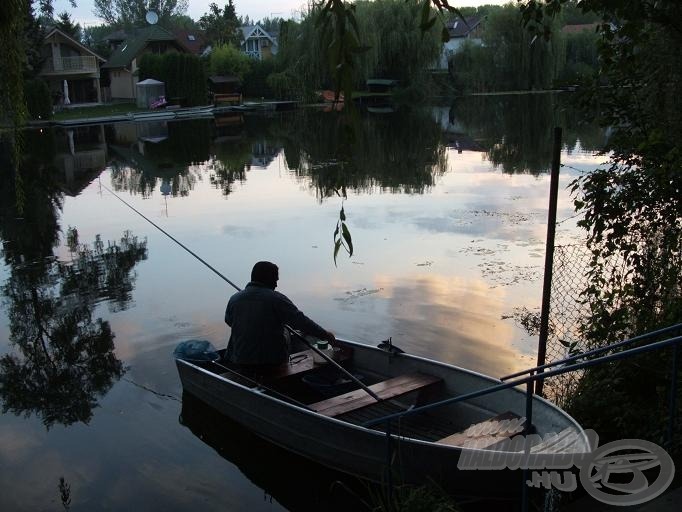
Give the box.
[146,11,159,25]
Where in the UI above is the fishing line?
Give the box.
[101,182,382,402]
[100,182,242,292]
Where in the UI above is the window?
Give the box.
[188,35,196,41]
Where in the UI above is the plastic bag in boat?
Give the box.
[173,339,220,362]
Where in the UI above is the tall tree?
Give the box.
[93,0,188,27]
[199,1,241,47]
[55,11,81,40]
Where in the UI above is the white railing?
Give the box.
[244,50,261,60]
[45,56,98,73]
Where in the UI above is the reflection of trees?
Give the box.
[449,94,604,175]
[272,108,448,197]
[0,229,147,428]
[1,137,148,428]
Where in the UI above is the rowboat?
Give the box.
[175,338,590,496]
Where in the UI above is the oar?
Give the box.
[102,183,383,403]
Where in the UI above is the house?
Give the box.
[240,25,278,60]
[172,29,208,55]
[102,25,191,101]
[437,15,485,70]
[40,27,106,105]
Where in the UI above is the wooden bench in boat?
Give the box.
[218,347,351,383]
[310,373,442,418]
[437,411,526,449]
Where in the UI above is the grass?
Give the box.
[51,103,146,121]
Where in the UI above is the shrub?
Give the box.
[24,79,52,120]
[243,59,276,98]
[209,44,252,80]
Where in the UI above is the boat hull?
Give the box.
[176,339,589,495]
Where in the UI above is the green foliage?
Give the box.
[139,53,208,106]
[353,0,442,83]
[450,4,564,92]
[55,11,81,40]
[559,29,599,84]
[242,59,275,98]
[24,79,52,120]
[93,0,188,27]
[209,43,252,80]
[82,24,114,59]
[199,1,241,46]
[266,71,298,100]
[516,0,682,451]
[276,0,443,100]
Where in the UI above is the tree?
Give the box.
[209,43,251,79]
[56,11,81,40]
[199,1,241,47]
[515,0,682,449]
[93,0,188,27]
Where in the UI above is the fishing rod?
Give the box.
[100,183,382,402]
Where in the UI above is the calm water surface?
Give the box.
[0,95,604,511]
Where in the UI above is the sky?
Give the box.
[49,0,509,27]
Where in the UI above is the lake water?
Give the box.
[0,95,604,511]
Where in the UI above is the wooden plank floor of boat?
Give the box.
[310,373,442,418]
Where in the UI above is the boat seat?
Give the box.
[310,373,442,418]
[437,411,526,449]
[259,347,353,381]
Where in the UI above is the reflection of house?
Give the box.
[430,106,485,153]
[40,28,106,104]
[251,141,280,168]
[437,15,485,70]
[240,25,278,60]
[102,26,191,100]
[54,125,108,195]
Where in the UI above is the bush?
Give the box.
[266,71,298,100]
[243,59,276,98]
[24,79,52,120]
[209,44,252,80]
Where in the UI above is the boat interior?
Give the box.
[190,339,583,452]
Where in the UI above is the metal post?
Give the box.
[521,373,534,512]
[666,345,679,449]
[385,419,393,500]
[536,127,562,396]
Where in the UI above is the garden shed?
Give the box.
[136,79,165,108]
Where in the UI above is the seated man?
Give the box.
[224,261,335,371]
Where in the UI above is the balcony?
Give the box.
[244,50,261,60]
[43,56,98,74]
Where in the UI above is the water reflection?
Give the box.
[443,93,605,175]
[179,392,369,512]
[0,134,148,428]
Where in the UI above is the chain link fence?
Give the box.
[540,243,593,406]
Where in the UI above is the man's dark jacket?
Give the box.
[224,281,328,365]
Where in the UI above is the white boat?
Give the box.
[175,338,590,496]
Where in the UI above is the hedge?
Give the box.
[139,53,208,106]
[24,79,52,120]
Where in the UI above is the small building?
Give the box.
[102,25,191,101]
[40,27,106,105]
[437,15,485,70]
[240,24,278,60]
[208,75,241,95]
